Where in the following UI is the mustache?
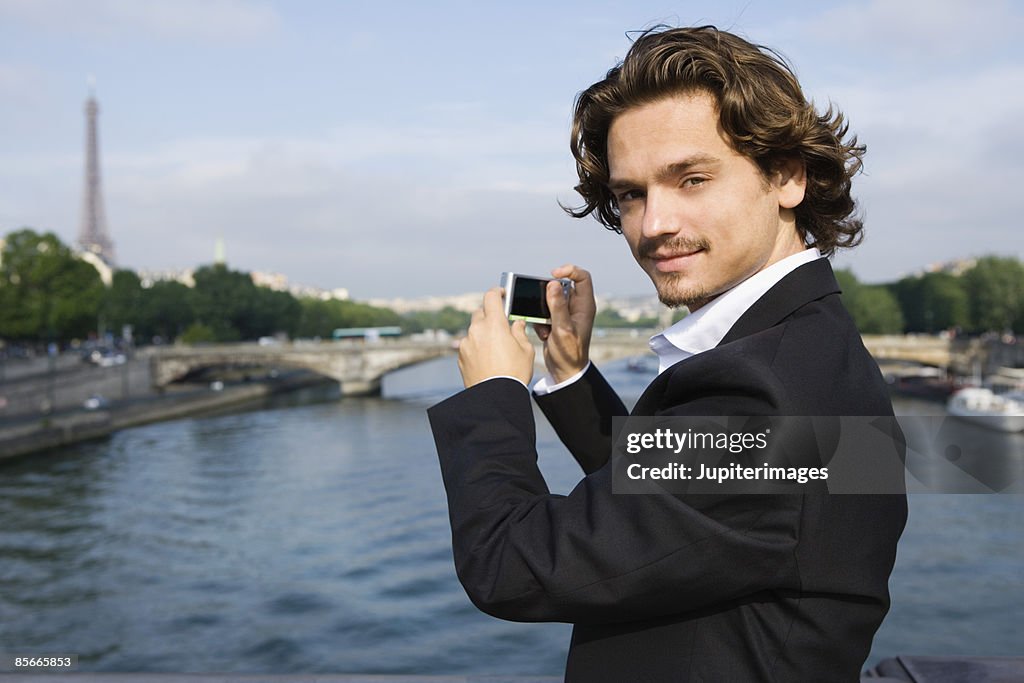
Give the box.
[638,235,710,259]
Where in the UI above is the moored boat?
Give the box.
[946,387,1024,432]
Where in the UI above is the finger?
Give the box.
[511,319,530,347]
[482,287,505,321]
[551,264,594,301]
[470,307,485,327]
[513,321,535,358]
[547,280,572,331]
[532,323,551,341]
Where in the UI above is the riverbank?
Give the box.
[0,371,336,462]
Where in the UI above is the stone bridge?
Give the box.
[860,335,992,375]
[590,332,989,372]
[149,341,454,396]
[148,334,657,397]
[148,333,1000,397]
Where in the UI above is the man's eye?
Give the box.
[683,177,708,188]
[616,190,644,202]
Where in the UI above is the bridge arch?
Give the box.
[150,341,454,396]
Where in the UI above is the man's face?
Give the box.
[607,91,806,310]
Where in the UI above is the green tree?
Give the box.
[189,264,305,341]
[894,272,969,333]
[0,229,104,342]
[247,286,302,338]
[963,256,1024,333]
[179,322,218,344]
[296,298,403,338]
[918,272,969,332]
[103,269,144,336]
[835,268,859,298]
[850,287,905,334]
[191,264,258,341]
[334,300,403,328]
[402,306,472,334]
[892,276,924,331]
[836,269,904,334]
[593,307,658,328]
[594,307,629,327]
[137,280,194,342]
[296,298,339,338]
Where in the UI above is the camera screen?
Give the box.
[510,276,551,319]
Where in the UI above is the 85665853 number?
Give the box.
[1,654,77,671]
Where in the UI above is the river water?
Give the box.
[0,356,1020,674]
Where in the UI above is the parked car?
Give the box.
[83,348,126,367]
[83,394,109,410]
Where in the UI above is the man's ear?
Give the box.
[774,157,807,210]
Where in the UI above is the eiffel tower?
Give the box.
[77,77,116,267]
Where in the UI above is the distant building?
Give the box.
[137,267,195,288]
[920,258,978,277]
[367,293,484,314]
[251,270,289,292]
[251,270,349,300]
[901,257,979,280]
[599,294,665,322]
[295,285,350,301]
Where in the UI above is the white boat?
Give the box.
[946,387,1024,432]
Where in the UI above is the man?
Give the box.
[428,26,906,682]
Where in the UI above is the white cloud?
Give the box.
[773,2,1024,281]
[0,0,280,42]
[0,119,617,296]
[99,153,624,297]
[3,1,1021,294]
[0,61,53,114]
[0,62,38,90]
[104,115,573,196]
[828,64,1024,137]
[797,0,1023,62]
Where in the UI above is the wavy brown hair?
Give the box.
[566,25,866,255]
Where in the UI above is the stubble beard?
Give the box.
[638,235,714,310]
[653,272,712,310]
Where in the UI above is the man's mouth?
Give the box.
[639,236,710,273]
[650,248,705,272]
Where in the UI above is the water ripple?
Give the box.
[2,371,1021,674]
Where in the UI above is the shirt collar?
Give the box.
[648,248,822,374]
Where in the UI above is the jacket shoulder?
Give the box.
[654,293,892,417]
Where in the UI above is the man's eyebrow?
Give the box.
[608,154,721,191]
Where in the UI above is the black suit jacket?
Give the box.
[428,259,907,682]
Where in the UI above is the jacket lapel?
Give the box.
[719,258,841,346]
[630,259,842,416]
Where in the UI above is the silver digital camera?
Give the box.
[500,272,574,325]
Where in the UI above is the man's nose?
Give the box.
[640,188,679,239]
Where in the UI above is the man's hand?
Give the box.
[458,287,535,388]
[533,264,596,383]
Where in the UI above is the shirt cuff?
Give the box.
[532,361,591,396]
[476,375,530,391]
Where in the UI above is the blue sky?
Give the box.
[1,0,1022,298]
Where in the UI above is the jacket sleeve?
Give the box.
[428,377,803,626]
[533,364,628,474]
